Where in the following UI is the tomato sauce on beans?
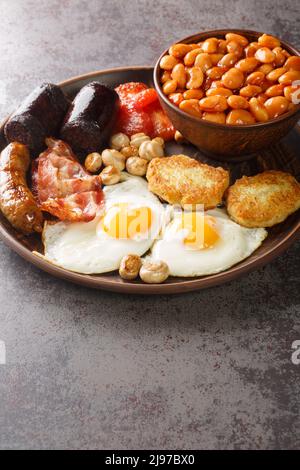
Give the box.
[160,32,300,124]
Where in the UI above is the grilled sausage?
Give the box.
[4,83,69,155]
[60,82,119,159]
[0,142,43,234]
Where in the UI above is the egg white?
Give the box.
[150,208,268,277]
[42,174,168,274]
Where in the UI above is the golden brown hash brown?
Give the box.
[146,155,229,209]
[226,170,300,228]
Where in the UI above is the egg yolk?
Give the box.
[180,213,219,249]
[102,203,152,239]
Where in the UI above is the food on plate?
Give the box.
[139,259,169,283]
[114,82,175,140]
[60,82,119,158]
[146,154,229,208]
[100,165,121,185]
[0,72,299,285]
[109,132,130,150]
[101,148,126,171]
[138,139,164,160]
[126,156,148,176]
[130,132,151,148]
[4,83,69,154]
[174,130,187,143]
[42,175,167,274]
[150,208,267,276]
[119,254,142,280]
[226,170,300,227]
[91,131,164,178]
[84,152,102,173]
[0,142,43,234]
[159,33,300,123]
[120,145,139,158]
[32,138,103,222]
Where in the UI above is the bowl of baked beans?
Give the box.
[154,29,300,160]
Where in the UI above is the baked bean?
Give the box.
[284,85,300,102]
[217,39,228,54]
[272,47,286,66]
[218,53,238,68]
[169,43,194,58]
[169,92,184,106]
[264,96,289,118]
[235,57,259,73]
[184,48,202,66]
[284,56,300,71]
[256,93,268,104]
[226,40,243,57]
[186,67,204,89]
[258,63,274,74]
[249,97,269,122]
[206,66,228,80]
[245,42,259,57]
[202,112,226,123]
[265,84,285,97]
[210,80,224,88]
[160,55,178,70]
[240,85,262,97]
[210,53,225,65]
[225,33,248,47]
[183,89,204,99]
[226,109,255,124]
[258,33,280,49]
[206,87,232,97]
[222,68,244,89]
[194,53,213,72]
[199,95,228,112]
[161,70,171,83]
[246,71,265,85]
[203,77,213,91]
[179,99,202,118]
[160,32,299,123]
[278,70,300,85]
[202,37,218,53]
[260,79,273,92]
[255,47,276,63]
[162,79,177,95]
[227,95,249,109]
[266,67,287,81]
[171,63,186,88]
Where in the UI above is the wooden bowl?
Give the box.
[154,29,300,162]
[0,66,299,294]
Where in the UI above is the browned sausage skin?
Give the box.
[0,142,43,234]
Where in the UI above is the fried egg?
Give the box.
[42,174,168,274]
[150,208,268,277]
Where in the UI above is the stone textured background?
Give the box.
[0,0,299,450]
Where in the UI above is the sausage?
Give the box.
[60,82,119,159]
[0,142,43,234]
[4,83,70,155]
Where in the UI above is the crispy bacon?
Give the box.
[33,138,103,222]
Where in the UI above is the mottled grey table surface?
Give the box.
[0,0,299,450]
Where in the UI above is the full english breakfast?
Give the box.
[0,30,300,286]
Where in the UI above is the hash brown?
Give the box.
[226,170,300,228]
[146,154,229,209]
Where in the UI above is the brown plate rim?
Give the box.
[0,65,299,295]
